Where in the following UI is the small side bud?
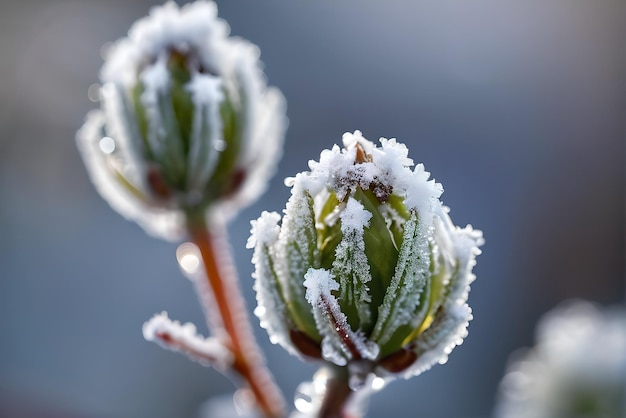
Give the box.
[77,1,287,240]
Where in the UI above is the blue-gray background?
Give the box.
[0,1,624,417]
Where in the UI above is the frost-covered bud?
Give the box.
[77,1,286,240]
[248,130,483,384]
[495,301,626,418]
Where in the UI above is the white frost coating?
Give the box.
[370,211,431,346]
[247,211,298,355]
[303,268,339,309]
[495,301,626,418]
[274,184,318,311]
[249,129,483,379]
[139,55,181,163]
[76,110,184,239]
[78,1,286,240]
[143,311,233,370]
[339,197,372,233]
[140,55,170,108]
[389,203,483,379]
[333,197,373,326]
[247,211,282,249]
[249,186,321,360]
[405,163,443,228]
[186,72,224,105]
[432,203,483,316]
[298,131,442,214]
[186,73,225,193]
[101,1,228,88]
[99,83,146,191]
[397,303,472,379]
[304,268,380,366]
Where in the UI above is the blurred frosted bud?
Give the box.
[495,301,626,418]
[77,1,286,240]
[247,130,483,386]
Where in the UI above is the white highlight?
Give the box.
[87,83,101,102]
[98,137,115,154]
[176,242,201,276]
[371,376,386,391]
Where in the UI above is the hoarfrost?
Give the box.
[339,197,372,233]
[249,212,297,355]
[399,303,472,378]
[332,197,373,326]
[393,204,483,379]
[76,109,184,240]
[140,55,187,171]
[304,268,379,366]
[186,73,225,193]
[247,211,282,249]
[140,55,170,107]
[143,311,233,369]
[295,130,442,214]
[247,128,483,378]
[186,72,223,105]
[99,83,146,191]
[371,211,431,346]
[433,204,484,314]
[80,0,287,240]
[101,1,227,88]
[274,185,319,333]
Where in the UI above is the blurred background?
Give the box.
[0,0,624,417]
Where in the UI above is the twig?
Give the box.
[187,212,285,418]
[143,312,233,369]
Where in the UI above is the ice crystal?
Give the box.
[304,268,379,365]
[333,197,373,327]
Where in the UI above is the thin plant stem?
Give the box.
[187,212,285,418]
[317,367,358,418]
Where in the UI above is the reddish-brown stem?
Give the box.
[187,214,285,418]
[317,367,358,418]
[153,331,225,367]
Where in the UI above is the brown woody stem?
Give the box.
[317,367,358,418]
[186,212,285,418]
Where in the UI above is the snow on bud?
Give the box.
[495,301,626,418]
[77,1,286,240]
[249,130,483,384]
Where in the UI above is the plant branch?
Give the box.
[186,212,285,418]
[143,311,233,369]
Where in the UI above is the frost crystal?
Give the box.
[333,198,373,326]
[248,211,296,354]
[249,130,483,382]
[304,268,379,365]
[77,0,286,240]
[143,311,233,369]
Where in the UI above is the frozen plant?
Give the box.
[248,130,484,417]
[76,2,286,417]
[76,0,286,240]
[494,300,626,418]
